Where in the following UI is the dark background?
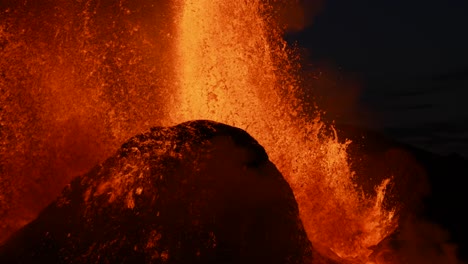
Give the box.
[287,0,468,158]
[286,1,468,260]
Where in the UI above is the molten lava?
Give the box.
[1,0,398,263]
[173,0,396,262]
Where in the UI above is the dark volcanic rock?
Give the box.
[0,120,313,264]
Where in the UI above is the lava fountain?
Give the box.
[173,0,396,263]
[0,0,398,263]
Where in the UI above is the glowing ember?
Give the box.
[173,0,397,262]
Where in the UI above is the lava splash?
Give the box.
[0,0,397,263]
[174,0,397,262]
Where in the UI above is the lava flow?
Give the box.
[1,0,398,263]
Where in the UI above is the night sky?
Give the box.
[289,0,468,157]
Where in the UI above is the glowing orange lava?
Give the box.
[173,0,397,262]
[0,1,398,262]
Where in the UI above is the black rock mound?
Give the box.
[0,120,313,264]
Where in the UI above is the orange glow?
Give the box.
[1,1,398,262]
[173,0,397,262]
[0,1,179,243]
